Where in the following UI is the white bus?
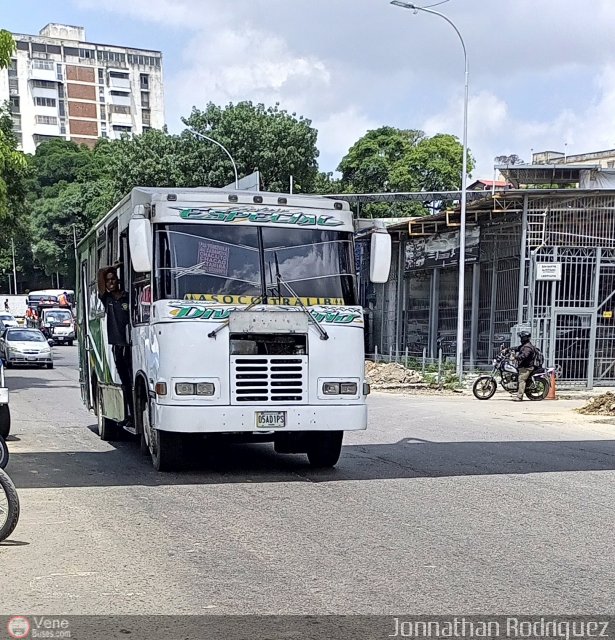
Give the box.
[76,187,390,471]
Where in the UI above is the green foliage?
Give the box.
[338,126,475,218]
[183,102,319,193]
[0,30,15,70]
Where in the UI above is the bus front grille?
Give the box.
[231,356,307,404]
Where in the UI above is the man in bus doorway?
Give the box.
[97,266,133,425]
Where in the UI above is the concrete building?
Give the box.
[532,148,615,169]
[0,24,164,152]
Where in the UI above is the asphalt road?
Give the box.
[1,346,615,615]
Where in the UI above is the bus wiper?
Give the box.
[207,293,268,339]
[274,252,329,341]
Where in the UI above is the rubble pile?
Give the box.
[577,392,615,416]
[365,361,424,388]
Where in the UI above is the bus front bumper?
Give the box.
[153,403,367,434]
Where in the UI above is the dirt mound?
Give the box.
[577,392,615,415]
[365,361,423,387]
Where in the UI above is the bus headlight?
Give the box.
[322,381,358,395]
[322,382,340,395]
[175,382,216,396]
[196,382,215,396]
[340,382,358,395]
[175,382,195,396]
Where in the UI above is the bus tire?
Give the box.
[96,385,121,441]
[150,427,185,472]
[141,396,184,471]
[306,431,343,468]
[0,468,20,542]
[0,405,10,439]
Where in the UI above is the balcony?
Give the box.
[32,86,59,100]
[109,75,131,91]
[109,92,131,107]
[30,61,56,82]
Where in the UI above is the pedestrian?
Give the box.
[58,291,69,307]
[97,266,133,425]
[513,330,536,402]
[3,300,8,312]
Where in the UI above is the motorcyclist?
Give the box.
[513,330,535,401]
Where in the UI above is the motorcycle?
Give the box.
[0,435,20,542]
[473,346,554,401]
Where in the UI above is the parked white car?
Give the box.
[0,314,18,328]
[0,328,53,369]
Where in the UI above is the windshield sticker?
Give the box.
[167,302,363,326]
[197,242,230,277]
[174,206,344,228]
[184,294,345,306]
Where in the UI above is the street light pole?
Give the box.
[391,0,469,379]
[11,237,17,295]
[185,127,239,189]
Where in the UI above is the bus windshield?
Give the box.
[155,224,357,305]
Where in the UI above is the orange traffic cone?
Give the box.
[545,370,556,400]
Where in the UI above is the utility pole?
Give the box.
[11,237,17,295]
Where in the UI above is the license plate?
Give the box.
[255,411,286,429]
[27,356,37,361]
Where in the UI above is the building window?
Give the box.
[100,105,106,121]
[36,115,58,125]
[9,96,20,113]
[97,50,126,65]
[110,90,130,96]
[34,97,57,107]
[99,88,105,103]
[32,43,47,53]
[8,78,19,96]
[58,84,65,99]
[128,54,161,67]
[32,59,54,71]
[110,71,129,79]
[59,101,66,117]
[140,91,150,108]
[110,105,131,115]
[112,125,132,133]
[79,48,95,59]
[142,126,151,133]
[64,47,79,57]
[98,68,104,84]
[142,109,151,126]
[60,120,67,135]
[608,161,615,169]
[57,63,63,81]
[140,73,149,90]
[16,40,29,52]
[8,59,17,74]
[32,79,57,89]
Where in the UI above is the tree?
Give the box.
[495,154,524,165]
[0,30,15,69]
[338,127,474,217]
[183,102,319,193]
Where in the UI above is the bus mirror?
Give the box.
[129,218,153,273]
[369,231,391,283]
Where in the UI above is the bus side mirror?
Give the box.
[129,217,153,273]
[369,231,391,283]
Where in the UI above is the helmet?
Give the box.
[519,330,531,343]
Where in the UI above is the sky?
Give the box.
[4,0,615,182]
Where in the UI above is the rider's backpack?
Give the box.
[532,346,544,368]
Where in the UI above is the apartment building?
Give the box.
[0,24,164,153]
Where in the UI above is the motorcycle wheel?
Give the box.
[525,378,549,401]
[0,467,20,542]
[473,376,497,400]
[0,436,8,470]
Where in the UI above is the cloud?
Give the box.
[70,0,615,177]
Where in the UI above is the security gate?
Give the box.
[553,312,592,384]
